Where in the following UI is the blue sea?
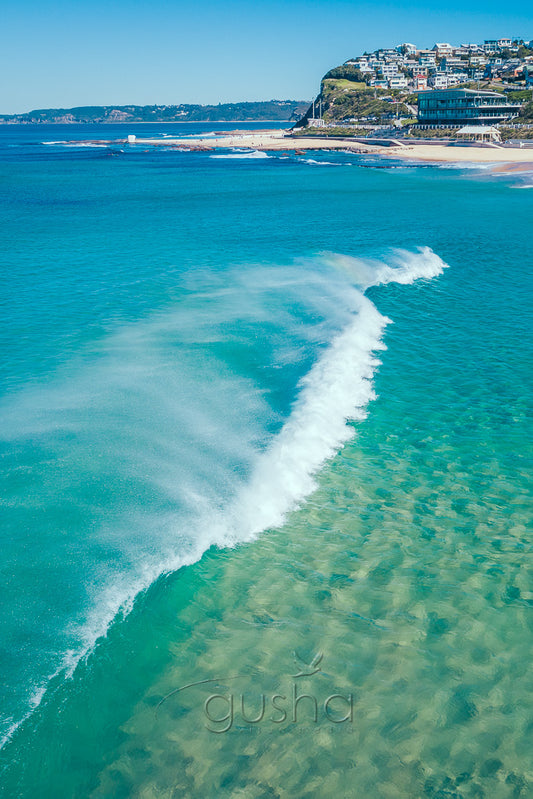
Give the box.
[0,122,532,798]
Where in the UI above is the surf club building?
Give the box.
[417,88,522,126]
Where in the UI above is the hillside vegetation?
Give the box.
[0,101,309,124]
[298,78,411,125]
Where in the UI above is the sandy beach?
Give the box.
[127,129,378,153]
[380,142,533,164]
[125,128,533,168]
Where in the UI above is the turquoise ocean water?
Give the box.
[0,123,532,798]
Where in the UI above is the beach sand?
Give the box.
[127,129,533,167]
[380,142,533,164]
[128,130,377,153]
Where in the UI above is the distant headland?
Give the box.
[0,100,309,125]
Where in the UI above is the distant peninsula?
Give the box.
[0,101,309,125]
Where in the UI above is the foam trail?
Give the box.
[323,245,449,290]
[210,150,271,160]
[299,158,340,166]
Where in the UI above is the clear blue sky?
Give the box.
[0,0,531,113]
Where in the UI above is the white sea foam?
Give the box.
[42,141,109,148]
[189,131,218,138]
[299,158,340,166]
[65,143,110,148]
[437,161,498,171]
[322,245,449,290]
[219,294,388,543]
[0,246,449,748]
[210,150,271,159]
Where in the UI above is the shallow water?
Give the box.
[0,124,531,797]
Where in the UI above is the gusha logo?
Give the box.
[157,652,353,733]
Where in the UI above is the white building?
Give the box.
[351,58,373,73]
[389,76,408,88]
[381,63,401,77]
[307,118,326,128]
[430,72,468,89]
[456,125,501,142]
[430,73,450,89]
[442,57,466,70]
[433,43,454,57]
[419,51,437,68]
[447,72,469,85]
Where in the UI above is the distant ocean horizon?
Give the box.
[0,122,531,798]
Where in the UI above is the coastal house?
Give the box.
[442,57,467,70]
[398,43,417,55]
[469,55,488,66]
[450,73,470,85]
[429,72,468,89]
[349,58,373,73]
[381,63,401,77]
[430,74,451,89]
[417,87,522,125]
[389,76,408,88]
[433,43,454,58]
[419,50,437,68]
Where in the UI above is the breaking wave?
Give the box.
[0,245,449,748]
[210,150,271,159]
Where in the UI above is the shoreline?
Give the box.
[126,130,379,153]
[126,129,533,165]
[43,127,533,168]
[377,143,533,165]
